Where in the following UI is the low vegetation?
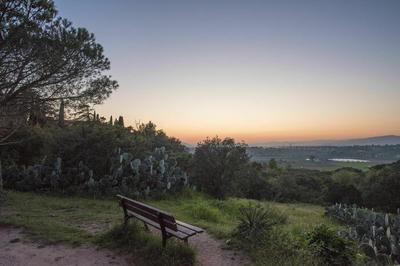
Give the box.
[0,190,344,265]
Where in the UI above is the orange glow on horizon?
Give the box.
[131,119,400,145]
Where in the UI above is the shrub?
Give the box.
[191,137,249,199]
[252,229,321,266]
[361,161,400,212]
[232,162,273,200]
[268,168,327,204]
[324,182,363,205]
[233,203,287,243]
[96,222,196,266]
[305,224,355,265]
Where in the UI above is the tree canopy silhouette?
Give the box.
[0,0,118,133]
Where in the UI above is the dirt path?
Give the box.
[0,225,249,266]
[188,232,250,266]
[147,227,250,266]
[0,225,130,266]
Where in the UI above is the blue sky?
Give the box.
[55,0,400,144]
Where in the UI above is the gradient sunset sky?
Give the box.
[55,0,400,144]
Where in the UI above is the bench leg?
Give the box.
[158,213,168,248]
[121,201,129,228]
[143,222,149,231]
[183,238,188,245]
[123,215,129,228]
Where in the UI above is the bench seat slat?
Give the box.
[176,220,204,233]
[127,210,196,238]
[176,224,197,236]
[127,210,194,239]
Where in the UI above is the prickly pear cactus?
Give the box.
[2,145,189,199]
[326,204,400,264]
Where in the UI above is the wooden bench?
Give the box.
[117,194,204,247]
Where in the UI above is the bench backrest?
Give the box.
[117,194,178,231]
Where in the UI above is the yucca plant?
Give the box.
[234,203,287,243]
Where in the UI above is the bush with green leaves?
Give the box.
[305,224,356,265]
[191,137,249,199]
[360,161,400,213]
[267,168,328,204]
[233,203,287,243]
[1,122,187,177]
[1,120,191,198]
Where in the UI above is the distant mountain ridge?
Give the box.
[254,135,400,147]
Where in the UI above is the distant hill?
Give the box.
[255,135,400,147]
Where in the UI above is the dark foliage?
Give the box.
[361,161,400,212]
[305,224,355,265]
[1,121,189,198]
[191,137,248,199]
[324,182,363,205]
[268,168,328,203]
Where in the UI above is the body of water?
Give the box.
[328,158,370,163]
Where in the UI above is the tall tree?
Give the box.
[0,0,118,139]
[117,116,124,127]
[192,137,249,199]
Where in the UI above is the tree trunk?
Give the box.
[58,99,65,127]
[0,160,3,191]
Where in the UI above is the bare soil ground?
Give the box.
[188,232,250,266]
[0,224,249,266]
[0,225,130,266]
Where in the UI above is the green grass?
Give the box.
[0,191,196,265]
[147,193,342,239]
[0,190,343,265]
[0,191,122,244]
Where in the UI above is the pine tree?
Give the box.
[118,116,125,127]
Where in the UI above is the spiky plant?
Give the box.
[234,203,287,242]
